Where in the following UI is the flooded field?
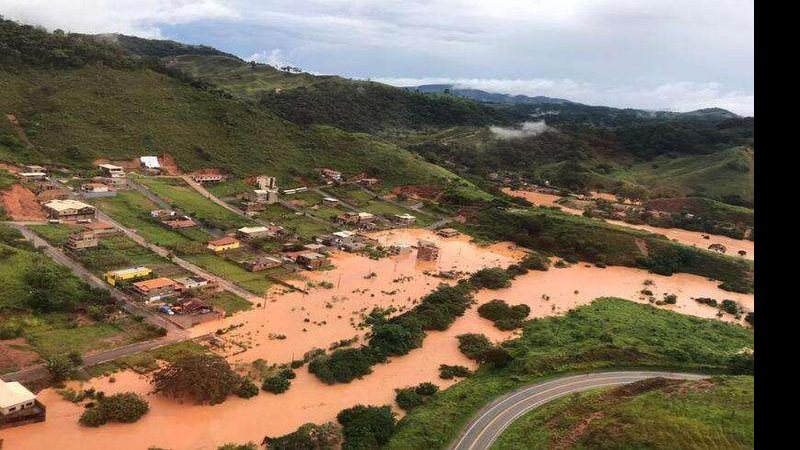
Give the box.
[502,188,754,260]
[188,229,524,364]
[1,231,754,450]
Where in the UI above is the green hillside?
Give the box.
[615,147,755,206]
[0,19,480,195]
[492,375,754,450]
[164,54,510,133]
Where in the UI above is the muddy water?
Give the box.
[501,188,754,260]
[1,236,754,450]
[189,229,524,365]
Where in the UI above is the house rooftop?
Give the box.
[43,199,94,212]
[0,380,36,409]
[298,252,326,260]
[395,213,416,220]
[107,266,151,276]
[332,230,355,238]
[237,226,269,234]
[133,277,177,291]
[208,236,239,246]
[140,156,160,169]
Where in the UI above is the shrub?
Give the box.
[720,300,741,315]
[519,253,550,271]
[663,294,677,305]
[414,382,439,396]
[369,323,421,359]
[264,422,341,450]
[457,334,493,360]
[439,364,471,380]
[695,297,718,307]
[337,405,396,450]
[395,388,424,411]
[237,379,259,399]
[728,352,754,375]
[308,348,374,384]
[469,267,512,289]
[479,347,514,368]
[46,354,77,382]
[477,300,531,330]
[152,355,241,405]
[262,375,291,394]
[79,392,149,427]
[278,368,297,380]
[745,312,754,327]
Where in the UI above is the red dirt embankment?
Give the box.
[158,154,180,175]
[390,184,444,201]
[1,184,47,220]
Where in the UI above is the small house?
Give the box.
[245,256,283,272]
[132,277,181,302]
[80,182,116,198]
[168,298,223,326]
[207,236,240,252]
[393,213,417,227]
[150,209,177,220]
[162,216,196,229]
[252,189,278,204]
[255,176,277,190]
[303,243,327,252]
[389,243,412,254]
[65,230,98,250]
[104,266,153,286]
[322,197,340,207]
[296,252,330,270]
[236,226,272,240]
[97,163,126,178]
[356,177,380,187]
[83,221,117,235]
[174,276,212,290]
[139,156,161,174]
[436,228,460,238]
[417,240,440,261]
[316,168,342,183]
[1,380,45,429]
[17,172,46,181]
[42,199,96,221]
[191,174,227,183]
[22,165,46,174]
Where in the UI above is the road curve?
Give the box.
[450,371,707,450]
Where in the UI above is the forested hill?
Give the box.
[0,17,485,196]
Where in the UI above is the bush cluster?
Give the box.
[438,364,472,380]
[477,299,531,330]
[79,392,149,427]
[262,368,296,394]
[264,422,341,450]
[337,405,396,450]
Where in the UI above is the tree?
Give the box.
[414,382,439,396]
[395,388,423,411]
[79,392,149,427]
[262,375,291,394]
[457,333,493,360]
[479,347,513,368]
[469,267,512,289]
[336,405,396,450]
[264,422,341,450]
[152,355,241,405]
[369,323,420,358]
[46,354,77,382]
[237,379,259,399]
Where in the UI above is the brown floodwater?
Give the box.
[501,188,754,260]
[1,234,754,450]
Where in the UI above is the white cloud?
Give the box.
[490,121,553,140]
[0,0,238,37]
[0,0,753,114]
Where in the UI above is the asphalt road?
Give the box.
[450,371,707,450]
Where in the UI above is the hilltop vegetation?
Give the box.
[386,298,754,449]
[0,18,482,196]
[492,376,754,450]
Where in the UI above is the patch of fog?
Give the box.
[489,120,552,139]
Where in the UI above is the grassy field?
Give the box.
[202,291,254,316]
[467,206,754,292]
[92,191,207,247]
[385,298,754,449]
[184,254,273,295]
[492,376,754,450]
[614,147,754,206]
[257,203,334,239]
[0,224,162,365]
[136,176,253,230]
[205,179,252,199]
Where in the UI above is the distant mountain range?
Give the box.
[402,84,574,105]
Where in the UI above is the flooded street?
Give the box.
[0,231,754,450]
[502,188,754,260]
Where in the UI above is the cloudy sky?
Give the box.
[1,0,754,115]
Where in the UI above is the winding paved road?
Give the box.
[450,371,707,450]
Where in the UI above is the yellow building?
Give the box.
[104,266,153,286]
[207,236,241,252]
